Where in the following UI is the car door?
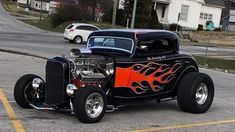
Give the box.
[75,26,91,41]
[114,38,185,98]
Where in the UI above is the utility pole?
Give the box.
[112,0,118,28]
[39,0,42,21]
[130,0,137,28]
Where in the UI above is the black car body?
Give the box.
[14,29,214,123]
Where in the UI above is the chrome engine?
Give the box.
[69,55,114,80]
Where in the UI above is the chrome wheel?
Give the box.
[195,83,208,105]
[24,79,44,106]
[85,92,104,119]
[74,36,82,44]
[24,82,37,103]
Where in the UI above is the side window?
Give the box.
[76,26,87,30]
[89,26,99,31]
[136,39,173,57]
[76,26,99,31]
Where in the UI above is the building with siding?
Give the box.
[119,0,224,29]
[30,0,50,12]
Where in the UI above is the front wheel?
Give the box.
[14,74,45,108]
[73,87,107,123]
[177,72,214,113]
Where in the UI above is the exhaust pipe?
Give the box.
[29,103,55,110]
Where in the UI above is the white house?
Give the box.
[199,0,225,29]
[49,0,60,15]
[154,0,224,29]
[17,0,31,6]
[30,0,50,12]
[17,0,57,13]
[119,0,224,30]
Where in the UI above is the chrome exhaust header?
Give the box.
[29,103,54,110]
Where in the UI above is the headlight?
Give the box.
[66,84,78,96]
[32,78,44,90]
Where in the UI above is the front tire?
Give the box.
[177,72,214,113]
[14,74,45,108]
[73,87,107,123]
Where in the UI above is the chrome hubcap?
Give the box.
[75,37,81,43]
[195,83,208,105]
[85,93,104,118]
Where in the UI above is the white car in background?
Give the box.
[64,23,100,44]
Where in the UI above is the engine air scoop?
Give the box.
[70,48,92,57]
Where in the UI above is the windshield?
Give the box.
[87,36,134,53]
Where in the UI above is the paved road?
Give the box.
[0,30,234,60]
[0,52,234,132]
[0,1,41,33]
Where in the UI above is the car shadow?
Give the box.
[109,100,182,114]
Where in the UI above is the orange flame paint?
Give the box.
[115,62,183,94]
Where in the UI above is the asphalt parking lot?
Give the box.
[0,51,235,132]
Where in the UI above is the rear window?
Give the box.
[136,38,173,56]
[66,24,74,29]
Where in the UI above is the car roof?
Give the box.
[70,23,99,28]
[89,29,179,52]
[90,29,178,40]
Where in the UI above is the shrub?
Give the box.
[169,23,181,31]
[50,4,80,27]
[162,24,170,30]
[197,24,203,31]
[214,28,222,31]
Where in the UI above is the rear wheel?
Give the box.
[177,72,214,113]
[73,87,107,123]
[74,36,83,44]
[14,74,45,108]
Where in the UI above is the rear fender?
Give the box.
[171,66,198,96]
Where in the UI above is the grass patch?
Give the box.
[2,2,48,18]
[193,55,235,71]
[22,19,65,32]
[22,18,125,33]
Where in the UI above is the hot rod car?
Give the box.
[14,29,214,123]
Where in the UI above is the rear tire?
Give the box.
[14,74,45,108]
[73,36,83,44]
[73,87,107,123]
[177,72,214,113]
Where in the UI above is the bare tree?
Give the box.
[74,0,79,5]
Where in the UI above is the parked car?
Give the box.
[64,23,100,44]
[14,29,214,123]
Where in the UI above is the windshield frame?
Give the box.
[87,36,135,54]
